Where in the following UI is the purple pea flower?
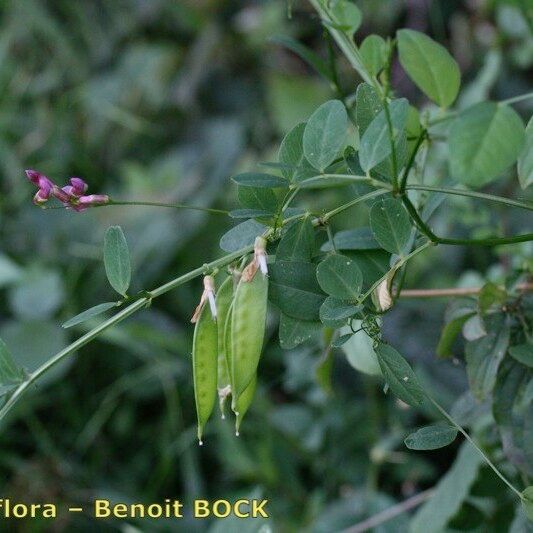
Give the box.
[72,194,110,212]
[62,177,88,197]
[25,169,109,211]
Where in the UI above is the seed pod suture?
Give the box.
[215,276,234,418]
[192,280,218,445]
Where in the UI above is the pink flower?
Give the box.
[25,169,109,211]
[71,194,110,212]
[62,177,88,197]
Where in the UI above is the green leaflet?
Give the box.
[359,98,409,172]
[320,227,380,252]
[355,83,382,135]
[219,220,267,253]
[276,217,315,263]
[269,261,326,321]
[397,29,461,108]
[448,102,525,188]
[359,35,387,77]
[329,0,362,36]
[303,100,347,171]
[509,343,533,368]
[319,297,360,327]
[279,313,318,350]
[62,302,119,329]
[103,226,131,296]
[405,423,458,450]
[375,343,425,406]
[370,198,412,255]
[316,254,363,300]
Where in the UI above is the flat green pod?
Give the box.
[231,272,268,401]
[192,301,218,445]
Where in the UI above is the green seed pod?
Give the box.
[234,376,257,436]
[215,276,234,418]
[231,270,268,403]
[192,296,218,445]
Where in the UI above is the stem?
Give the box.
[401,195,440,243]
[295,174,381,188]
[43,200,229,215]
[500,90,533,106]
[437,233,533,246]
[406,185,533,212]
[322,189,390,222]
[108,200,229,215]
[399,130,427,193]
[398,282,533,298]
[402,188,533,246]
[0,244,254,423]
[428,396,523,499]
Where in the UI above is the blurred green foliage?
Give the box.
[0,1,532,531]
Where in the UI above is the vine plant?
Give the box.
[1,0,532,523]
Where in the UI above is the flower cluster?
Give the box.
[26,169,109,212]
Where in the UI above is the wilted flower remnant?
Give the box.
[26,170,109,212]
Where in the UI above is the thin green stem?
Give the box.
[500,91,533,106]
[399,130,427,193]
[402,191,533,246]
[295,174,382,188]
[43,199,229,216]
[322,189,390,222]
[406,185,533,212]
[108,200,229,215]
[438,233,533,246]
[282,187,302,211]
[401,195,440,243]
[428,396,523,499]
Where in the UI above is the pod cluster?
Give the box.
[191,238,269,444]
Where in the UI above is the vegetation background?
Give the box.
[0,0,531,531]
